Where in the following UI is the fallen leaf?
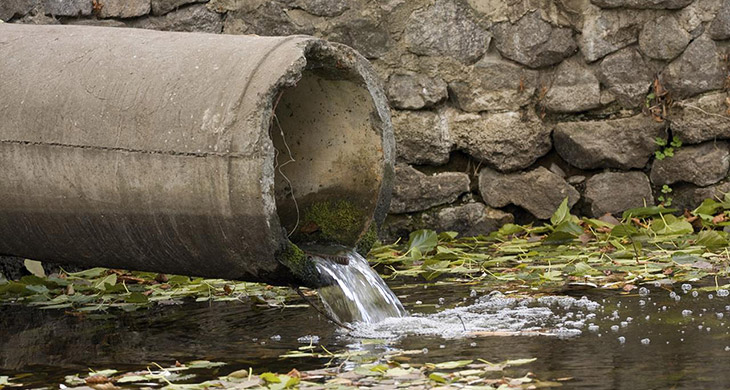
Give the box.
[85,375,110,385]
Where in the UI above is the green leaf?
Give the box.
[497,223,524,237]
[696,230,729,249]
[124,292,149,304]
[654,136,667,146]
[94,274,117,291]
[571,262,599,276]
[25,284,49,294]
[651,215,694,235]
[550,197,572,226]
[611,224,638,237]
[66,267,107,278]
[504,358,538,366]
[671,253,704,265]
[187,361,226,369]
[428,373,448,383]
[24,260,45,278]
[693,199,723,219]
[622,206,678,219]
[407,230,438,256]
[284,375,300,388]
[437,231,459,241]
[434,360,473,369]
[116,375,150,383]
[670,136,682,148]
[259,372,281,383]
[583,218,616,228]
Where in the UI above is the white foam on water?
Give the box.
[350,292,601,340]
[312,250,602,340]
[314,250,406,324]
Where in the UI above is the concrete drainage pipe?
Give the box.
[0,24,394,288]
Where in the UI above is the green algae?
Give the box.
[297,200,368,246]
[275,241,322,288]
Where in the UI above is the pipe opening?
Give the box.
[271,57,384,249]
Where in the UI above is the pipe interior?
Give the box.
[271,66,384,247]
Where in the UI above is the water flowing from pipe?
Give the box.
[313,250,405,325]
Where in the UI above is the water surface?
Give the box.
[2,280,730,389]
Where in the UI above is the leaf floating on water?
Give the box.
[23,260,45,278]
[407,229,438,258]
[433,360,473,369]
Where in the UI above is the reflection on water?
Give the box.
[2,279,730,389]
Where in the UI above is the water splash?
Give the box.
[350,292,601,339]
[313,250,406,324]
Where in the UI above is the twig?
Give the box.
[272,110,301,237]
[456,314,467,332]
[675,102,730,121]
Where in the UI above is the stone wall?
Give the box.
[3,0,730,241]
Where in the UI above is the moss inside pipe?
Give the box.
[295,200,368,246]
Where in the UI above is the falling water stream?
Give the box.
[312,249,406,324]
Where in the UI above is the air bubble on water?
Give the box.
[639,300,646,306]
[586,313,596,320]
[717,313,724,319]
[438,297,445,305]
[620,321,628,327]
[611,325,620,332]
[422,348,429,354]
[725,346,730,351]
[626,317,633,322]
[645,315,651,320]
[641,338,651,345]
[639,287,650,296]
[415,300,422,305]
[692,291,699,298]
[661,306,667,311]
[270,335,281,341]
[618,336,626,344]
[709,294,714,300]
[698,325,704,330]
[350,294,601,339]
[470,290,477,298]
[707,327,711,332]
[682,310,693,317]
[470,342,477,347]
[439,345,445,349]
[588,324,600,332]
[297,335,320,344]
[681,283,692,292]
[717,289,729,297]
